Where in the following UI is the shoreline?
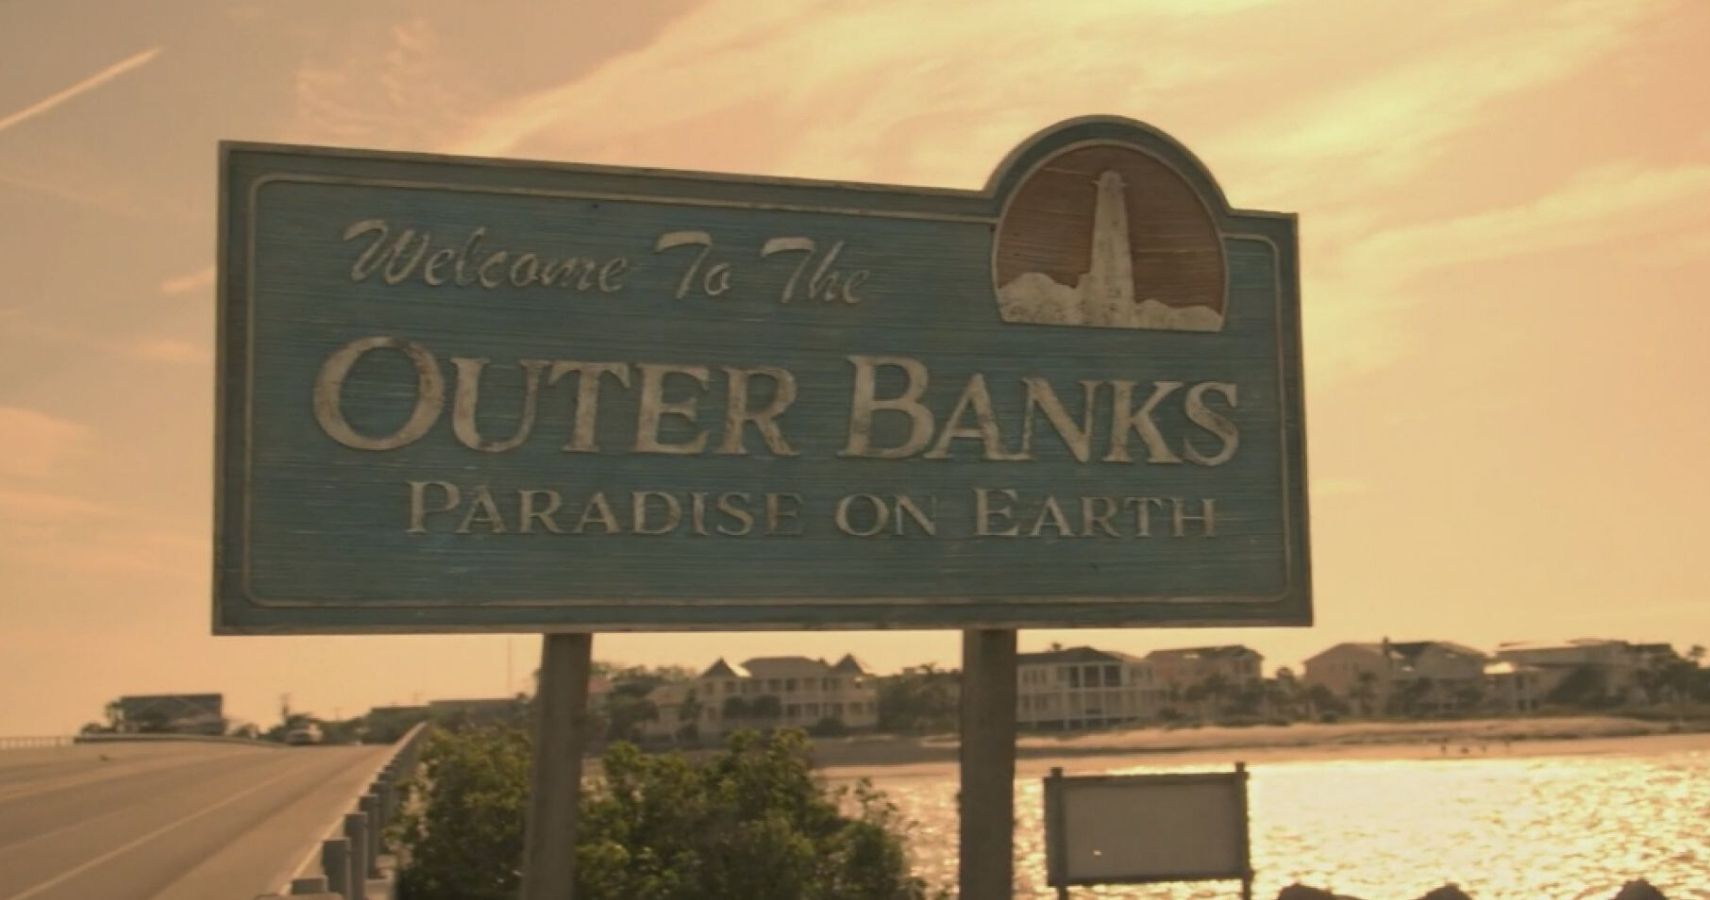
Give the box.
[809,715,1710,775]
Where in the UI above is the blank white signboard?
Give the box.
[1051,772,1248,883]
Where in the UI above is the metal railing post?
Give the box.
[359,793,382,877]
[343,812,369,900]
[321,837,349,897]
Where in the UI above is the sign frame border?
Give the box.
[213,115,1312,634]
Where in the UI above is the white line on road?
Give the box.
[3,757,322,900]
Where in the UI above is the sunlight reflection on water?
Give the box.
[836,743,1710,899]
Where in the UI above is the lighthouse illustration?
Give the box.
[994,145,1225,331]
[1080,171,1135,327]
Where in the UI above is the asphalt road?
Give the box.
[0,740,390,900]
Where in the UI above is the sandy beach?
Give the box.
[813,715,1710,777]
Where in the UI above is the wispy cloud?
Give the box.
[450,0,1272,183]
[0,47,162,135]
[159,266,214,296]
[0,407,89,480]
[1215,0,1670,202]
[1340,162,1710,293]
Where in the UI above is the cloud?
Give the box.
[450,0,1273,182]
[291,18,472,149]
[1339,162,1710,295]
[159,266,214,296]
[0,407,89,479]
[0,47,162,135]
[1216,0,1670,199]
[1303,159,1710,375]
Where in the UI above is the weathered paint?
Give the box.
[214,116,1310,633]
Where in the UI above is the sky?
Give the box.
[2,0,1707,734]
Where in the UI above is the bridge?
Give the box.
[0,736,406,900]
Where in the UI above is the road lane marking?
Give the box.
[0,746,308,858]
[0,749,271,806]
[3,757,322,900]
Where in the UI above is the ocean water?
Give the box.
[832,738,1710,899]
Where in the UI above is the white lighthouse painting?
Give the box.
[994,144,1226,331]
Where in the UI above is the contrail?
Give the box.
[0,46,162,134]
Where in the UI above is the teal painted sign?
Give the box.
[215,117,1310,633]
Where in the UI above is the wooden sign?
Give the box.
[214,116,1310,633]
[1044,766,1252,893]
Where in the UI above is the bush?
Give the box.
[397,727,935,900]
[395,727,531,900]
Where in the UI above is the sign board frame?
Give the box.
[1043,765,1253,895]
[214,116,1309,634]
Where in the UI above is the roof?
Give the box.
[740,656,832,678]
[700,658,748,679]
[1387,640,1480,659]
[1303,642,1387,664]
[1146,645,1262,662]
[1017,646,1144,666]
[831,653,870,675]
[1496,638,1625,652]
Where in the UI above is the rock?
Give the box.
[1418,886,1474,900]
[1277,885,1365,900]
[1612,880,1667,900]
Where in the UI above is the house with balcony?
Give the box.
[1304,640,1487,715]
[1144,645,1264,702]
[661,654,878,740]
[1016,646,1166,730]
[1493,639,1666,705]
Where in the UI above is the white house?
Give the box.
[1016,646,1166,730]
[663,654,878,740]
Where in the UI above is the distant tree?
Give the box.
[1265,668,1306,720]
[676,689,703,744]
[1306,683,1347,719]
[1387,677,1436,717]
[1197,673,1233,719]
[1350,672,1380,717]
[603,692,658,743]
[1226,679,1264,718]
[1547,665,1611,708]
[876,665,959,734]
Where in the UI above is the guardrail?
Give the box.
[0,736,74,750]
[75,732,283,748]
[262,722,431,900]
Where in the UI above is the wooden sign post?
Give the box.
[960,629,1019,899]
[521,633,593,900]
[215,116,1310,898]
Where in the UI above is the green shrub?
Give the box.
[395,726,531,900]
[396,726,935,900]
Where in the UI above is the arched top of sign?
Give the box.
[987,117,1229,333]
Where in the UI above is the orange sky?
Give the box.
[2,1,1707,734]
